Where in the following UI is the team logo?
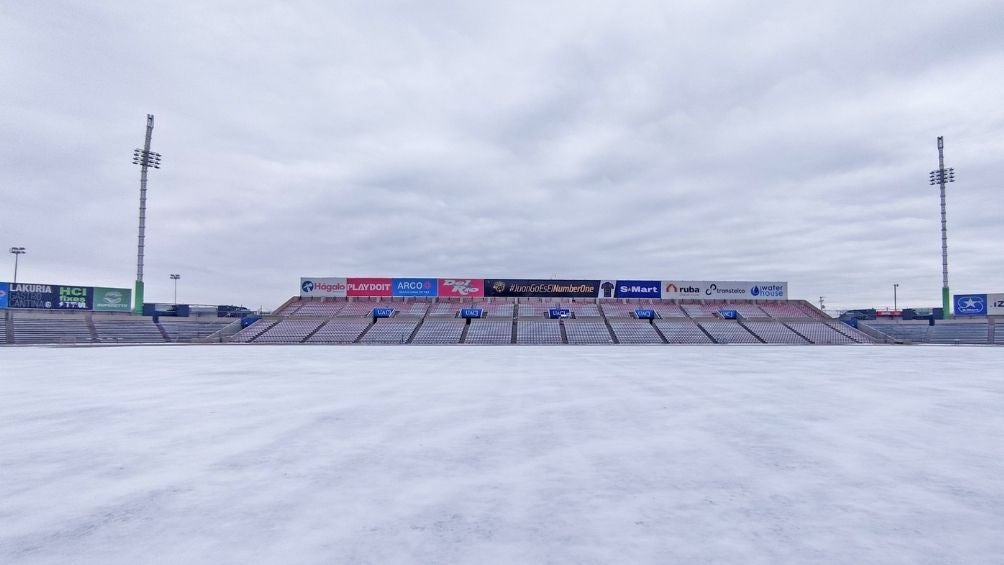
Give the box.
[956,296,985,315]
[442,279,480,296]
[103,291,123,304]
[493,281,506,293]
[301,280,314,293]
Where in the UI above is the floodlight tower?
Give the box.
[132,114,162,315]
[929,137,954,319]
[9,246,26,284]
[170,273,181,305]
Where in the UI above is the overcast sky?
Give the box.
[2,1,1002,311]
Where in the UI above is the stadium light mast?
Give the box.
[9,246,26,285]
[929,136,954,320]
[893,283,899,312]
[132,114,162,315]
[170,273,180,305]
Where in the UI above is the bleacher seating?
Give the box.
[274,300,304,316]
[158,320,231,342]
[516,320,562,344]
[651,303,687,318]
[567,301,602,317]
[681,303,728,318]
[742,321,809,344]
[995,325,1003,345]
[359,319,420,344]
[13,314,93,344]
[758,302,817,319]
[306,319,371,344]
[0,297,879,346]
[481,301,515,318]
[827,322,871,343]
[698,321,761,344]
[397,301,431,317]
[654,320,713,344]
[427,301,463,316]
[411,319,465,344]
[254,319,324,343]
[517,300,552,318]
[336,300,382,317]
[928,323,989,344]
[787,321,858,344]
[609,321,663,344]
[731,304,770,319]
[93,318,165,343]
[862,322,989,345]
[464,319,512,344]
[0,316,7,344]
[291,300,346,317]
[230,319,278,343]
[599,302,641,318]
[861,323,929,343]
[564,320,614,344]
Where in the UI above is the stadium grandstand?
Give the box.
[2,277,1001,346]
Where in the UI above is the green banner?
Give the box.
[93,287,132,312]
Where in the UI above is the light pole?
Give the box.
[170,274,181,305]
[893,283,899,312]
[929,137,954,319]
[9,247,26,285]
[132,114,162,315]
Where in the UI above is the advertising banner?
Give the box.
[598,280,616,298]
[614,280,661,299]
[460,308,484,318]
[438,279,484,298]
[662,280,787,299]
[990,293,1004,316]
[953,294,987,316]
[347,277,392,297]
[0,282,8,309]
[484,279,601,298]
[93,287,132,312]
[8,282,59,309]
[392,278,437,297]
[300,277,347,298]
[372,307,395,318]
[56,285,92,310]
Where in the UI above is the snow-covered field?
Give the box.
[2,345,1003,564]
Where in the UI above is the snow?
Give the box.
[2,345,1003,564]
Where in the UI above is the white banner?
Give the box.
[661,280,787,299]
[990,293,1004,316]
[299,277,347,297]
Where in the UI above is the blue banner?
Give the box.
[391,278,437,297]
[372,307,396,318]
[615,280,661,299]
[460,308,484,319]
[719,309,739,319]
[954,294,987,316]
[0,282,8,309]
[8,282,59,309]
[548,308,571,319]
[635,309,656,319]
